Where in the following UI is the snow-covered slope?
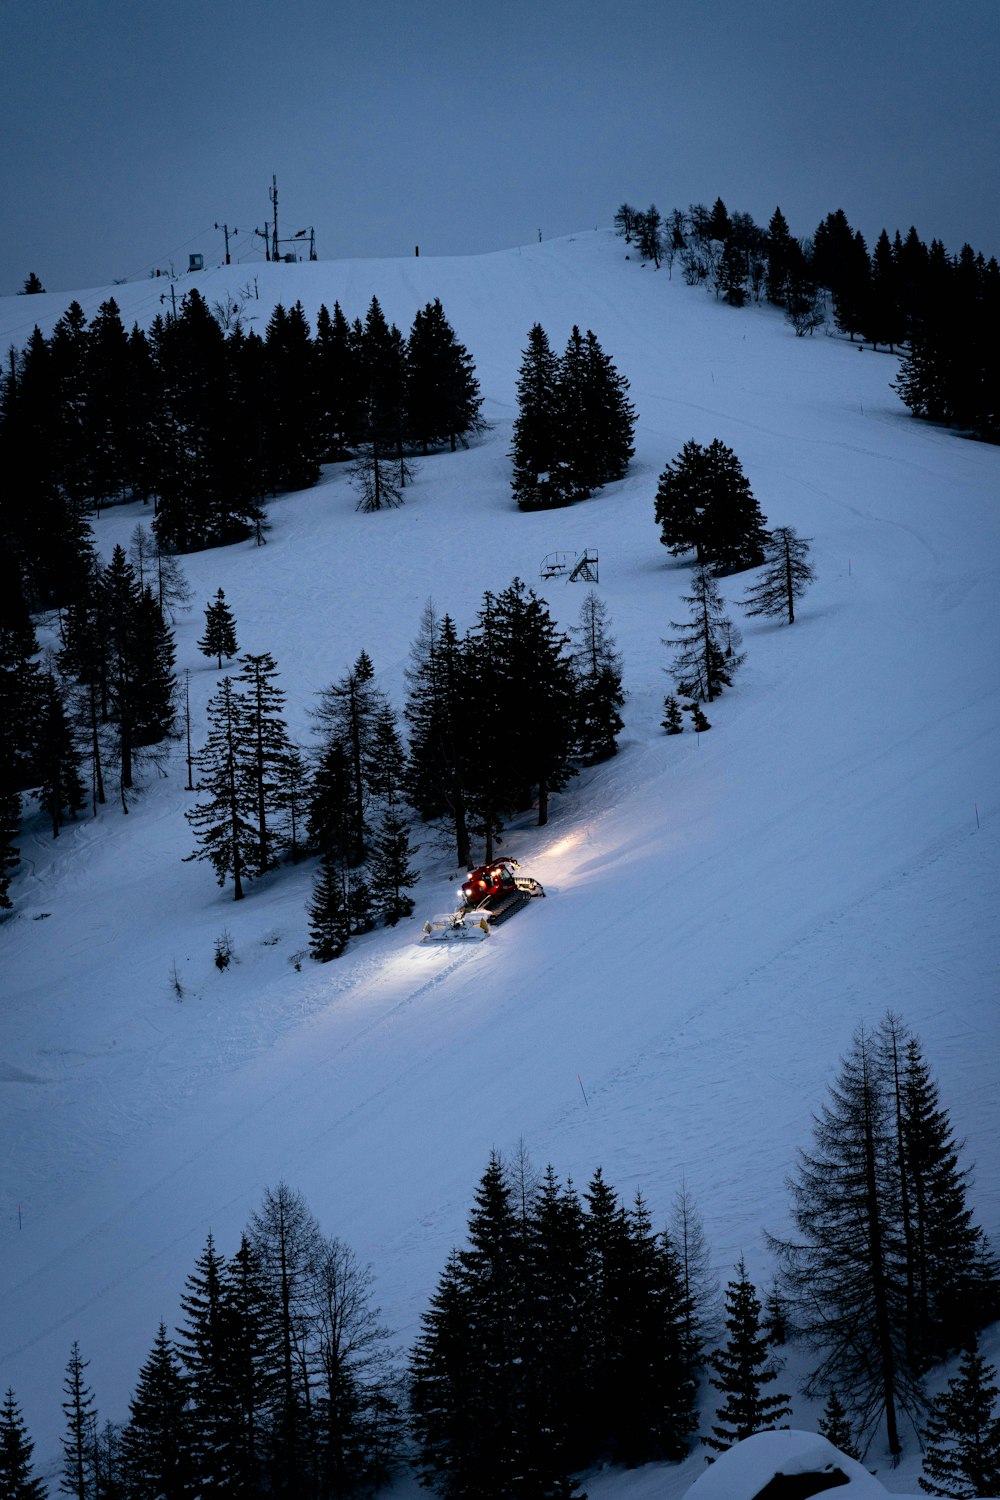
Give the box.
[2,230,998,1495]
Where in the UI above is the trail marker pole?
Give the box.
[577,1075,589,1107]
[975,803,980,829]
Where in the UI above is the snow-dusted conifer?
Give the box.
[198,588,238,669]
[742,526,815,625]
[0,1388,46,1499]
[702,1258,791,1453]
[571,590,624,764]
[818,1390,860,1460]
[61,1341,97,1500]
[309,851,351,961]
[121,1322,194,1499]
[185,677,258,900]
[919,1342,1000,1497]
[664,566,744,703]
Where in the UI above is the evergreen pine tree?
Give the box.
[276,744,310,863]
[669,1179,719,1365]
[35,672,85,837]
[664,566,745,703]
[818,1390,860,1460]
[479,579,577,827]
[742,526,815,625]
[919,1343,1000,1498]
[198,589,239,669]
[615,1195,698,1465]
[234,651,290,874]
[766,207,795,305]
[309,852,351,962]
[525,1168,592,1474]
[654,440,711,563]
[261,300,321,494]
[0,1388,46,1500]
[689,702,711,732]
[510,325,569,510]
[61,1341,97,1500]
[314,301,362,459]
[185,677,258,900]
[661,695,684,734]
[307,738,353,863]
[368,804,418,926]
[346,865,376,935]
[702,1258,791,1453]
[581,1167,633,1453]
[410,1252,478,1498]
[403,605,473,869]
[248,1184,324,1498]
[313,652,385,867]
[896,1028,1000,1365]
[405,298,483,453]
[411,1153,577,1500]
[768,1022,923,1460]
[221,1234,276,1497]
[121,1323,194,1500]
[176,1233,238,1496]
[0,789,19,909]
[571,590,624,764]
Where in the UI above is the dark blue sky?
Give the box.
[3,0,997,295]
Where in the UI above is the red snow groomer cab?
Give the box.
[420,858,545,943]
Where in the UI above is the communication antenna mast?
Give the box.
[270,175,279,263]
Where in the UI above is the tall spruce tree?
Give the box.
[919,1342,1000,1498]
[35,672,85,837]
[314,301,362,459]
[702,1259,791,1453]
[742,526,815,625]
[121,1323,194,1500]
[313,652,385,867]
[405,298,483,453]
[221,1234,275,1497]
[403,605,473,869]
[234,651,291,875]
[198,589,238,669]
[768,1022,925,1459]
[818,1391,860,1460]
[892,1023,1000,1366]
[0,790,19,909]
[185,677,258,900]
[366,704,418,926]
[656,439,767,574]
[410,1153,579,1500]
[510,325,568,510]
[570,589,624,764]
[248,1184,324,1499]
[176,1233,239,1495]
[664,565,745,703]
[61,1342,97,1500]
[0,1388,46,1500]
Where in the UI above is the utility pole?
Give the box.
[310,226,316,261]
[270,174,279,262]
[253,226,270,260]
[215,222,238,264]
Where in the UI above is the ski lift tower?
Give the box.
[539,548,599,584]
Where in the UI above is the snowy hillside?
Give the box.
[2,229,998,1495]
